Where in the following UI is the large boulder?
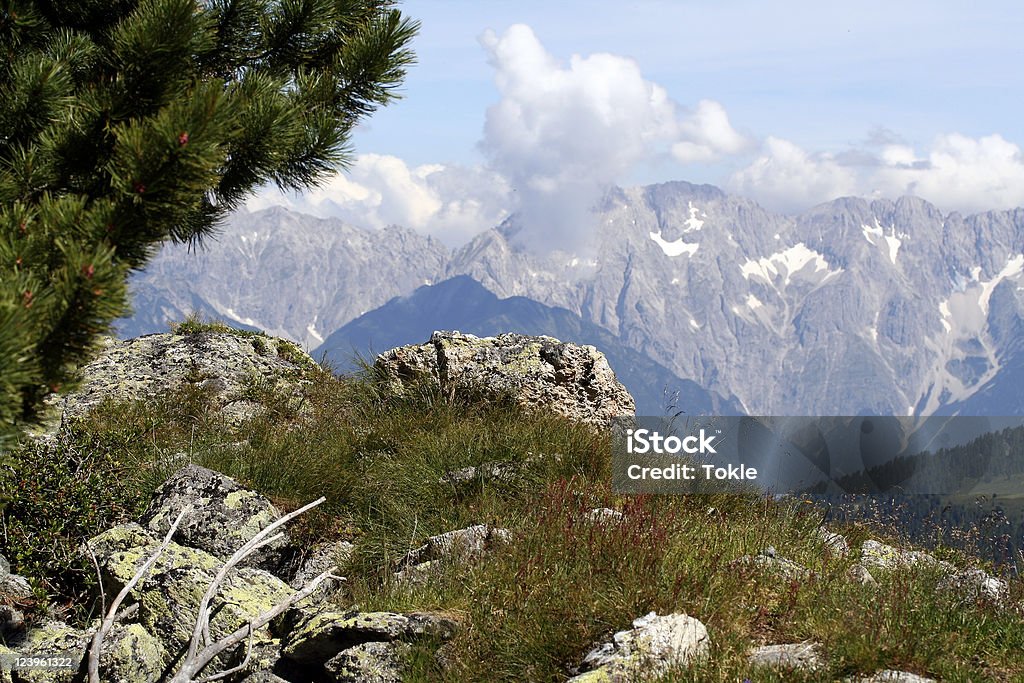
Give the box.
[42,330,317,429]
[85,523,294,675]
[375,331,635,429]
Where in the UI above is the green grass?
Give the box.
[2,363,1023,681]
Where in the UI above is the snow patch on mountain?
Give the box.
[649,230,699,257]
[683,201,706,233]
[739,243,839,286]
[861,218,907,265]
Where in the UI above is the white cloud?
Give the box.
[871,134,1024,213]
[478,23,748,250]
[730,133,1024,214]
[247,154,511,246]
[673,100,748,163]
[729,137,858,212]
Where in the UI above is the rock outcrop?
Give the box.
[42,331,317,430]
[375,331,635,429]
[0,467,456,683]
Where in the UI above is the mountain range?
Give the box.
[116,181,1024,417]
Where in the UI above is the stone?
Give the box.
[1,620,87,683]
[289,540,354,602]
[845,671,937,683]
[748,641,826,672]
[848,563,878,587]
[238,672,291,683]
[439,460,519,486]
[85,523,293,671]
[568,612,710,682]
[375,331,636,429]
[282,610,455,668]
[94,622,167,683]
[731,547,812,581]
[138,464,293,574]
[323,641,410,683]
[586,508,625,523]
[0,606,25,637]
[817,527,849,556]
[938,568,1008,605]
[0,575,32,602]
[39,331,317,432]
[860,540,952,573]
[397,525,511,570]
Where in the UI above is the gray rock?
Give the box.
[586,508,625,523]
[845,671,937,683]
[85,523,293,673]
[282,610,455,667]
[568,611,710,681]
[2,620,87,683]
[0,574,32,602]
[238,672,290,683]
[0,606,25,637]
[860,540,953,573]
[748,641,826,671]
[324,641,409,683]
[289,540,354,601]
[732,548,812,581]
[848,563,878,587]
[375,331,635,429]
[138,464,292,574]
[40,330,316,431]
[397,524,511,570]
[439,460,519,486]
[0,554,8,579]
[938,568,1008,605]
[817,527,850,556]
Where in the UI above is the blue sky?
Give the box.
[252,1,1024,246]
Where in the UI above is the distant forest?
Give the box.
[802,424,1024,569]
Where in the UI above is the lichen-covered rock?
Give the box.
[860,540,1006,605]
[85,523,293,670]
[568,612,710,682]
[323,641,410,683]
[138,464,292,574]
[282,611,456,668]
[94,623,166,683]
[2,621,86,683]
[41,331,317,430]
[375,331,635,429]
[860,540,952,573]
[748,641,826,672]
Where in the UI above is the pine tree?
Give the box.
[0,0,418,448]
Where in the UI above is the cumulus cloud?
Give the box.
[247,154,512,246]
[730,133,1024,214]
[729,137,858,212]
[478,24,748,250]
[672,100,748,163]
[871,134,1024,214]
